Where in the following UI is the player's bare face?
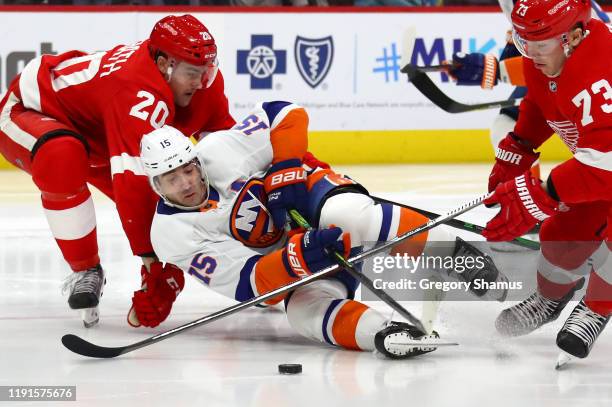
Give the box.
[530,43,567,77]
[513,29,584,77]
[168,61,207,107]
[158,162,207,207]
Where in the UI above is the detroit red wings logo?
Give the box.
[546,120,579,153]
[230,179,283,248]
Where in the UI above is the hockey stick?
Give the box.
[61,194,486,358]
[401,64,520,113]
[288,209,427,334]
[371,195,540,250]
[413,64,453,73]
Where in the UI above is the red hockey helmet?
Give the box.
[149,14,217,67]
[512,0,591,41]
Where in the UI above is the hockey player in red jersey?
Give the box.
[482,0,611,361]
[444,0,610,208]
[0,14,235,327]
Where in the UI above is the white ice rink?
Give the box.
[1,165,611,407]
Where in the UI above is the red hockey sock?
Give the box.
[32,136,99,271]
[537,271,582,300]
[585,270,612,317]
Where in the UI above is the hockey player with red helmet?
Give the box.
[483,0,612,362]
[0,14,235,327]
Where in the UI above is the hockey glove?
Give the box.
[447,52,499,89]
[488,133,540,193]
[284,227,351,278]
[253,226,351,305]
[483,171,558,242]
[264,159,308,229]
[128,262,185,328]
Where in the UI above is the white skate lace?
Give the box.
[512,292,559,329]
[61,268,102,296]
[563,301,609,346]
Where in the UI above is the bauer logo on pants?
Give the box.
[294,36,334,89]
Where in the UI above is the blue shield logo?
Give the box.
[294,36,333,89]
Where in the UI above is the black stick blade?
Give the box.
[62,334,126,358]
[401,63,518,113]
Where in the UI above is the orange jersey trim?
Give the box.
[390,207,429,257]
[254,249,293,305]
[270,107,309,163]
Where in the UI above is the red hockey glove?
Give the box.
[488,133,540,193]
[264,159,308,230]
[128,262,185,328]
[483,171,559,241]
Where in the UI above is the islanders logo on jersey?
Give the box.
[230,179,283,248]
[294,36,334,89]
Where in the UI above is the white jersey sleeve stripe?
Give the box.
[0,92,37,151]
[18,56,43,112]
[110,153,146,176]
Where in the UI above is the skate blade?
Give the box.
[81,307,100,328]
[387,340,459,347]
[555,351,573,370]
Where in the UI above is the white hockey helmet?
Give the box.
[140,125,209,210]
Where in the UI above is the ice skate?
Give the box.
[375,321,447,359]
[556,298,610,359]
[496,278,584,337]
[63,265,106,328]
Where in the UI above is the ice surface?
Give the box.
[1,166,610,407]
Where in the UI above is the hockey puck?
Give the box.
[278,363,302,375]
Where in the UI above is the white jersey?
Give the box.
[151,101,308,301]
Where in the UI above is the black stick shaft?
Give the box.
[371,195,540,250]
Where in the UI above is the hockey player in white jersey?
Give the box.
[134,101,507,359]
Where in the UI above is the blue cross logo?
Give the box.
[237,35,287,89]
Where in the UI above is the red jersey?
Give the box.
[10,40,235,255]
[514,20,612,204]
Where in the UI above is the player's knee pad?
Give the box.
[490,113,517,149]
[319,192,382,248]
[285,279,348,339]
[31,135,88,198]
